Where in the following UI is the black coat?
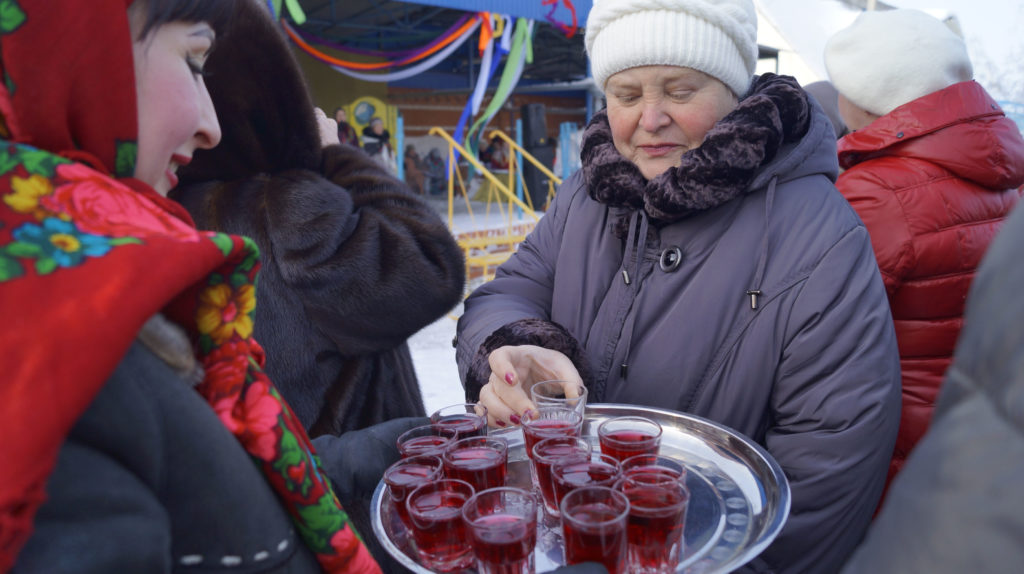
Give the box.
[171,1,465,436]
[14,327,428,573]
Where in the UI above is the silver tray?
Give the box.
[371,403,790,573]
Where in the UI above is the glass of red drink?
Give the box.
[620,454,687,485]
[396,424,458,458]
[521,407,584,461]
[406,479,476,572]
[551,452,622,512]
[461,487,538,574]
[383,454,445,530]
[618,477,689,573]
[529,380,588,417]
[597,416,663,462]
[430,403,488,438]
[560,486,631,574]
[531,436,591,517]
[442,436,509,492]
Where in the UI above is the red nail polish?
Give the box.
[505,372,515,385]
[509,414,521,425]
[495,420,507,427]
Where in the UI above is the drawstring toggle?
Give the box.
[746,290,762,310]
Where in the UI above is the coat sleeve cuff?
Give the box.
[464,318,591,402]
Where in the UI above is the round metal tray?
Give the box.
[371,403,790,573]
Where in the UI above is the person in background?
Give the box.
[422,146,447,195]
[480,135,510,171]
[172,1,464,440]
[456,0,900,571]
[403,143,426,194]
[334,106,359,147]
[1,1,426,572]
[361,117,395,172]
[825,8,1024,502]
[803,80,848,139]
[840,202,1024,574]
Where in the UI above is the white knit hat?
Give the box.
[825,9,973,117]
[585,0,758,97]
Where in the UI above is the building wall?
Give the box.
[290,46,587,146]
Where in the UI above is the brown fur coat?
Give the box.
[171,2,465,437]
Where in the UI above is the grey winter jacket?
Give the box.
[457,76,901,573]
[841,202,1024,573]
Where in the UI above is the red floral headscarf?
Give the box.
[0,2,379,572]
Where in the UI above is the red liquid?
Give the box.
[384,464,439,528]
[562,502,628,574]
[434,414,486,438]
[623,466,683,484]
[523,419,580,460]
[552,460,621,509]
[599,430,659,462]
[622,484,688,571]
[533,443,587,514]
[443,446,507,492]
[468,514,537,574]
[408,490,474,571]
[398,435,451,458]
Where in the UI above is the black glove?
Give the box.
[552,564,610,574]
[312,416,430,501]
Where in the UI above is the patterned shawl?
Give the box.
[0,1,378,572]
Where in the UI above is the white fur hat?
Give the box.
[585,0,758,97]
[825,9,973,117]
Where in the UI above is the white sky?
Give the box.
[755,0,1024,101]
[889,0,1023,97]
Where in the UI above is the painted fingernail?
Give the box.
[505,372,516,385]
[522,409,534,421]
[509,414,521,425]
[495,420,507,427]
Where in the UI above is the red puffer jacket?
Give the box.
[837,80,1024,494]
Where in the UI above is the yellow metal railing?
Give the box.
[429,127,539,228]
[486,129,562,211]
[428,127,543,293]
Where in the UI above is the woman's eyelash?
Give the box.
[186,58,208,77]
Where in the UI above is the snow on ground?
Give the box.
[411,192,542,415]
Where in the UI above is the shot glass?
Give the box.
[619,478,690,573]
[430,403,488,438]
[531,436,591,517]
[462,487,538,574]
[552,452,623,512]
[396,424,459,458]
[383,454,445,530]
[530,379,588,416]
[620,454,687,485]
[521,407,584,462]
[442,436,509,492]
[560,486,631,574]
[406,479,476,572]
[597,416,663,462]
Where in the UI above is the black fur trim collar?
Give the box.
[581,74,810,232]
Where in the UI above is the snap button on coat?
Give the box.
[659,247,682,272]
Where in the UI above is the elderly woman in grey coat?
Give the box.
[455,0,901,572]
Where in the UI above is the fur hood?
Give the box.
[581,74,812,233]
[178,1,321,184]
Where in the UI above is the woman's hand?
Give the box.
[314,107,340,147]
[478,345,583,427]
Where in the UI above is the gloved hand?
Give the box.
[551,563,609,574]
[311,416,430,501]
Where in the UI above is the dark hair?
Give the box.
[133,0,236,40]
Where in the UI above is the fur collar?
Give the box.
[581,74,810,233]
